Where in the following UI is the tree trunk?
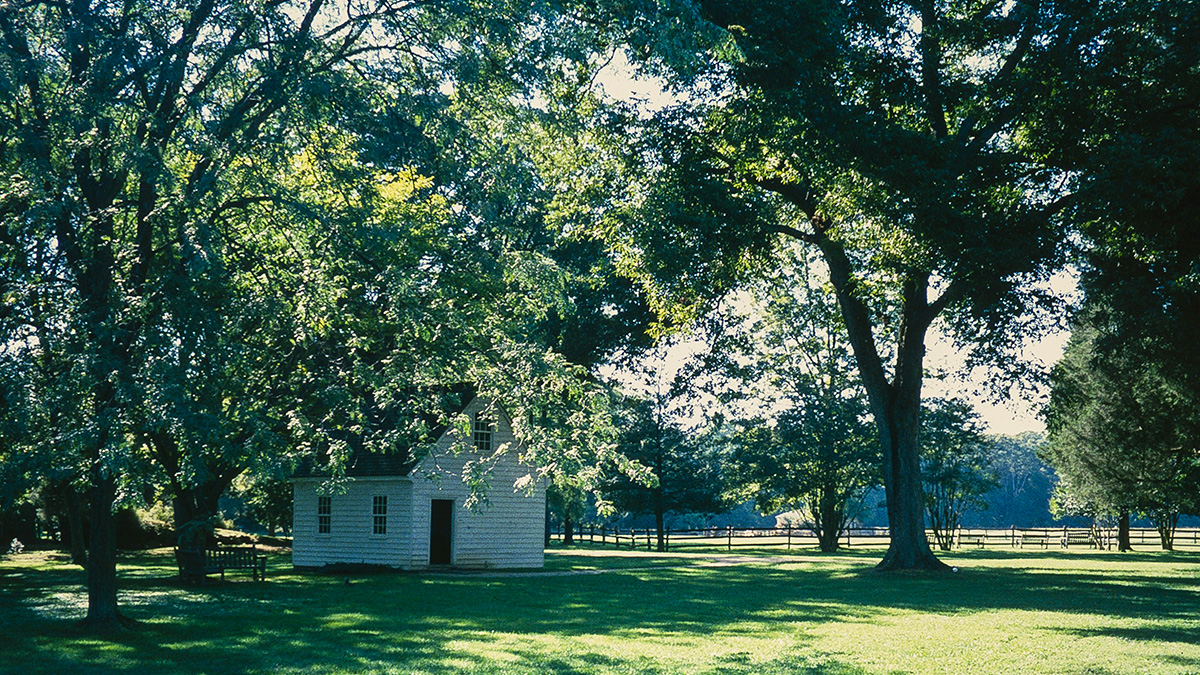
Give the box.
[80,473,133,630]
[65,488,88,567]
[1154,510,1178,551]
[1117,511,1132,551]
[815,490,843,553]
[563,515,574,546]
[873,390,948,571]
[655,508,665,552]
[170,467,242,548]
[817,242,947,572]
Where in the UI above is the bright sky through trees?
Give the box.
[591,58,1074,436]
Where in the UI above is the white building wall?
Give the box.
[407,397,546,569]
[292,477,412,568]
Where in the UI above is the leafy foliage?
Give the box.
[0,0,647,625]
[977,432,1055,528]
[585,0,1113,570]
[603,391,725,550]
[720,247,879,552]
[920,398,997,551]
[1045,319,1200,549]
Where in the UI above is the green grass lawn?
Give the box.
[3,545,1199,675]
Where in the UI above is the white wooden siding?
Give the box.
[407,396,546,569]
[292,477,412,568]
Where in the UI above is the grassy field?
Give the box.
[3,545,1199,675]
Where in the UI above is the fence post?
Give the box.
[787,525,792,550]
[727,525,733,551]
[646,528,652,551]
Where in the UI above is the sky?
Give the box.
[922,323,1069,435]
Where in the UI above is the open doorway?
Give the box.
[430,499,453,565]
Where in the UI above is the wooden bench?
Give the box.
[176,546,268,583]
[1018,530,1054,548]
[1061,530,1093,548]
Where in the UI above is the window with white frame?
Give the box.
[473,412,493,453]
[317,496,331,534]
[373,495,387,535]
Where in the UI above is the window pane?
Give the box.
[473,413,492,453]
[318,496,331,534]
[373,496,387,534]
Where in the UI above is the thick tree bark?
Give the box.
[1117,511,1132,551]
[562,515,574,545]
[65,488,88,567]
[815,493,843,553]
[874,400,947,570]
[80,473,133,630]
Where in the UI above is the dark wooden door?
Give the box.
[430,499,453,565]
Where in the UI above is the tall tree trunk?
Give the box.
[1117,511,1132,551]
[80,472,132,630]
[872,372,947,570]
[65,488,88,567]
[817,239,948,571]
[563,515,574,546]
[655,508,665,552]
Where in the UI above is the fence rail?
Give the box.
[548,525,1200,552]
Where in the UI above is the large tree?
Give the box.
[1045,321,1200,551]
[1038,1,1200,553]
[0,0,469,627]
[593,0,1104,569]
[604,390,725,551]
[732,396,878,553]
[707,246,880,553]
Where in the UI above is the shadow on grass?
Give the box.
[3,547,1199,675]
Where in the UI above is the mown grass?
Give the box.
[2,545,1199,675]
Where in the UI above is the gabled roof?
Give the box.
[292,449,420,478]
[292,384,479,479]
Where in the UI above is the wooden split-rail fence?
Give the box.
[549,525,1200,552]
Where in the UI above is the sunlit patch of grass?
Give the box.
[3,546,1200,674]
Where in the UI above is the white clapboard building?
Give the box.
[291,395,545,570]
